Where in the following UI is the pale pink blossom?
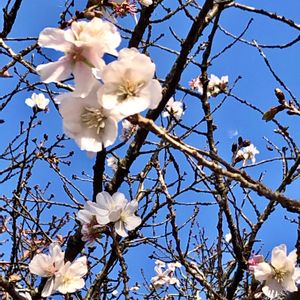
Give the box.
[25,93,49,110]
[91,191,142,237]
[54,256,88,294]
[37,18,121,97]
[100,48,162,117]
[190,74,228,97]
[29,243,64,297]
[77,202,102,243]
[139,0,153,6]
[236,144,259,166]
[151,260,181,289]
[107,156,118,172]
[252,244,300,299]
[57,84,121,152]
[162,98,184,120]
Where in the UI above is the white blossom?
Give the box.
[121,119,137,141]
[91,191,142,237]
[189,74,228,97]
[236,144,259,166]
[57,84,121,152]
[162,98,184,120]
[100,48,162,117]
[18,291,32,300]
[77,202,102,244]
[252,244,300,299]
[37,18,121,97]
[151,260,181,289]
[25,93,49,110]
[54,256,88,294]
[225,233,232,243]
[29,243,65,297]
[107,156,118,172]
[139,0,153,6]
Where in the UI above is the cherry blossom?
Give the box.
[77,202,102,243]
[162,98,184,120]
[25,93,49,110]
[107,156,118,172]
[28,243,64,297]
[37,18,121,97]
[57,84,121,152]
[151,260,181,289]
[251,244,300,299]
[224,233,232,243]
[189,74,228,97]
[91,191,142,237]
[139,0,153,6]
[54,256,88,294]
[100,48,162,117]
[236,144,259,166]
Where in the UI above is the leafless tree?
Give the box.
[0,0,300,299]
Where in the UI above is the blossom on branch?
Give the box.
[189,74,228,97]
[100,48,162,117]
[77,191,141,238]
[54,256,88,294]
[235,143,259,166]
[251,244,300,299]
[162,97,184,120]
[139,0,153,6]
[57,84,121,152]
[92,191,142,237]
[150,260,181,289]
[37,18,121,97]
[28,243,65,297]
[29,243,87,297]
[25,93,49,110]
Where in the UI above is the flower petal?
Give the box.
[38,28,72,52]
[36,56,72,83]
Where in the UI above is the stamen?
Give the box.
[116,80,145,102]
[81,106,106,134]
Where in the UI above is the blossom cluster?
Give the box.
[150,260,182,289]
[29,243,87,297]
[189,74,228,97]
[36,17,162,152]
[235,143,259,166]
[77,191,142,241]
[249,244,300,299]
[162,97,184,120]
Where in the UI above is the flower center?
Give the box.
[116,80,145,102]
[81,106,106,134]
[273,268,287,282]
[63,275,72,285]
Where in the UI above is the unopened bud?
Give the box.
[275,88,285,104]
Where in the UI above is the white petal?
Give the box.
[124,215,141,231]
[282,275,298,292]
[112,192,127,208]
[262,279,282,299]
[41,278,55,297]
[25,98,35,107]
[253,262,273,282]
[38,28,72,52]
[288,249,297,264]
[29,254,52,277]
[73,62,98,98]
[36,56,72,83]
[68,256,88,277]
[115,220,128,237]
